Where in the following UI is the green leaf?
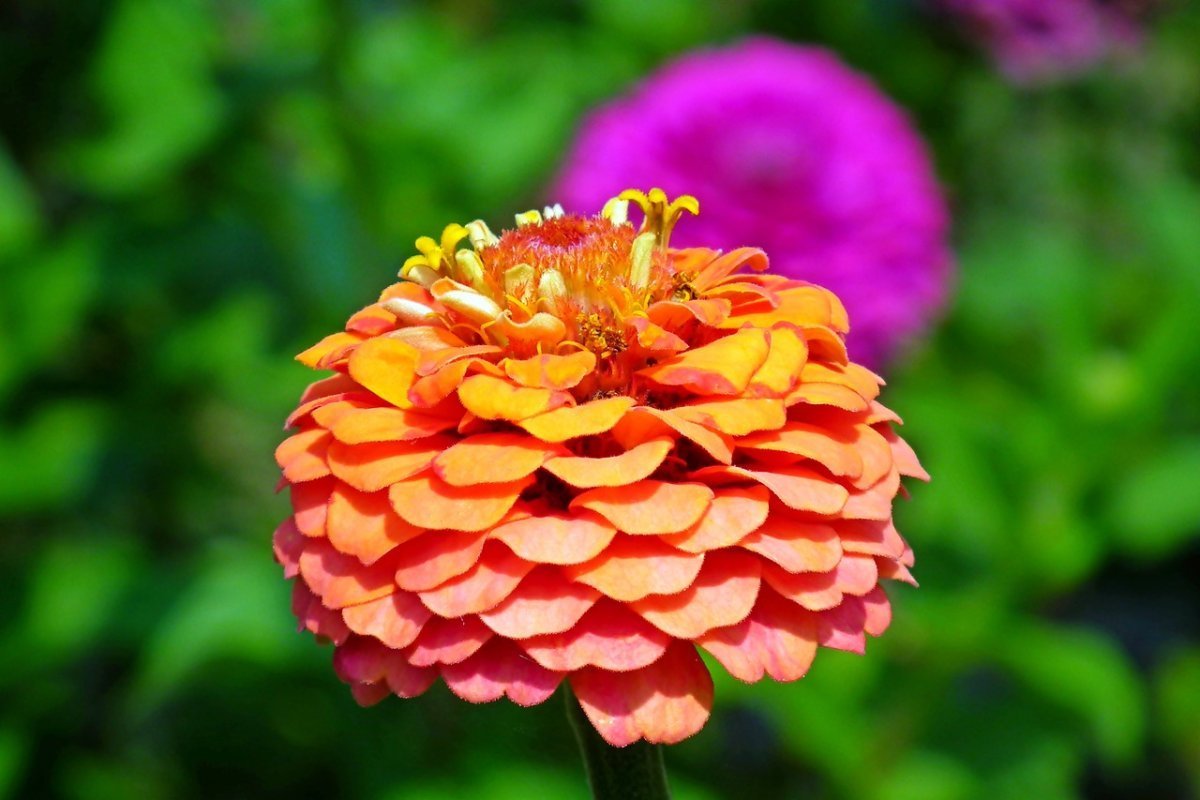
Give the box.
[1107,439,1200,559]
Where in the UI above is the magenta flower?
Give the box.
[938,0,1152,83]
[551,38,953,369]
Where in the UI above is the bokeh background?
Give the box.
[2,1,1199,798]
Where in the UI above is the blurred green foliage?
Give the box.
[2,1,1198,798]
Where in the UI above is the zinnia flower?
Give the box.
[273,188,926,747]
[551,39,952,369]
[936,0,1155,82]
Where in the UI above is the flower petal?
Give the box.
[341,592,431,649]
[327,483,423,564]
[672,398,786,437]
[330,407,458,444]
[433,432,560,486]
[416,542,534,617]
[662,486,771,553]
[457,374,567,421]
[489,511,617,565]
[389,472,533,532]
[692,465,848,515]
[738,423,864,480]
[299,538,399,609]
[613,407,733,464]
[478,567,600,639]
[570,480,713,535]
[273,518,304,578]
[290,477,333,537]
[520,600,670,673]
[407,614,494,667]
[638,328,770,395]
[761,563,842,611]
[746,326,808,397]
[347,337,419,409]
[696,586,819,682]
[327,438,446,493]
[570,641,713,747]
[816,596,868,654]
[442,638,562,707]
[276,429,333,483]
[503,351,596,390]
[391,529,490,592]
[518,396,636,442]
[740,516,842,574]
[837,519,907,559]
[881,425,930,481]
[565,535,704,602]
[862,586,893,637]
[631,550,761,638]
[292,581,350,644]
[542,437,673,488]
[841,467,900,521]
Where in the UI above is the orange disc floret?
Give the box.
[273,188,926,747]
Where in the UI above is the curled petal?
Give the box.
[521,600,670,673]
[746,326,808,397]
[631,550,761,639]
[837,519,907,559]
[434,432,560,486]
[786,382,868,412]
[330,407,458,445]
[566,535,704,602]
[276,429,333,483]
[692,465,848,515]
[489,311,567,348]
[762,563,842,611]
[416,542,534,617]
[543,437,673,488]
[489,511,617,565]
[407,615,494,667]
[299,538,399,609]
[739,423,864,480]
[638,328,770,395]
[613,407,733,464]
[342,592,431,649]
[389,472,533,532]
[628,316,688,354]
[327,483,422,564]
[726,285,848,333]
[881,425,930,481]
[841,467,901,521]
[571,480,713,535]
[442,638,562,707]
[696,587,819,683]
[290,477,333,537]
[327,439,446,493]
[334,636,437,698]
[662,486,771,553]
[848,424,895,490]
[297,332,365,369]
[478,567,601,639]
[518,396,636,442]
[816,596,868,654]
[347,337,419,410]
[673,398,786,437]
[292,581,350,644]
[570,641,713,747]
[457,374,567,422]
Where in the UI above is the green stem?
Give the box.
[564,685,673,800]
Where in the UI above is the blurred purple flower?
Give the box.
[938,0,1154,83]
[551,39,952,369]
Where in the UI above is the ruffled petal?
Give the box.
[442,638,562,707]
[457,374,567,421]
[347,337,419,409]
[489,511,617,565]
[327,483,422,564]
[691,465,848,515]
[542,437,673,488]
[696,587,819,682]
[503,351,596,390]
[520,600,670,673]
[638,328,770,395]
[739,516,842,573]
[433,432,560,486]
[518,396,636,442]
[327,439,446,493]
[631,550,761,638]
[565,535,704,601]
[662,486,771,553]
[329,407,458,444]
[416,542,534,617]
[478,567,600,639]
[407,614,494,667]
[298,538,399,609]
[341,592,431,649]
[672,398,786,437]
[389,472,533,532]
[570,480,713,535]
[276,429,333,483]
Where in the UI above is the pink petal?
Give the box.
[441,638,562,707]
[341,592,431,649]
[407,614,494,667]
[631,550,761,638]
[417,542,534,617]
[696,587,820,683]
[520,599,670,673]
[478,567,600,639]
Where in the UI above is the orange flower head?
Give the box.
[274,188,927,747]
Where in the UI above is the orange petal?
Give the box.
[347,337,419,409]
[416,542,534,617]
[346,304,397,336]
[327,439,446,493]
[724,285,848,332]
[407,614,494,667]
[433,432,560,486]
[565,535,704,602]
[570,641,713,746]
[298,538,398,609]
[834,553,880,596]
[841,467,901,521]
[441,638,562,707]
[457,374,566,422]
[478,567,600,639]
[389,473,532,532]
[802,362,881,401]
[489,511,617,565]
[798,324,848,365]
[862,586,893,637]
[327,483,423,564]
[341,592,431,649]
[290,477,332,537]
[746,326,808,397]
[392,529,489,592]
[739,423,864,480]
[816,596,867,654]
[646,298,732,329]
[762,562,842,611]
[503,351,596,390]
[518,396,636,442]
[520,600,670,673]
[330,407,458,444]
[672,398,786,436]
[613,407,733,464]
[388,325,469,357]
[838,519,907,559]
[291,581,350,644]
[311,399,369,431]
[571,480,713,535]
[408,359,473,408]
[786,382,868,412]
[739,515,842,573]
[638,328,769,395]
[880,425,930,481]
[691,465,848,515]
[662,486,771,553]
[297,331,364,368]
[276,429,333,483]
[848,424,894,489]
[627,316,688,354]
[692,246,769,286]
[631,550,761,639]
[542,437,673,488]
[696,586,819,682]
